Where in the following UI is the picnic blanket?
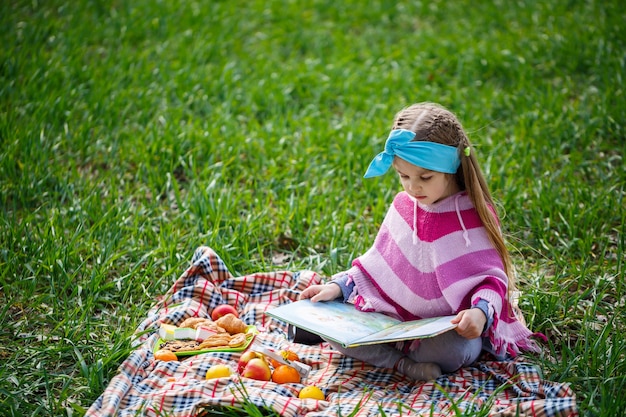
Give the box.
[86,246,578,417]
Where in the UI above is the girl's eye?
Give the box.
[421,176,432,181]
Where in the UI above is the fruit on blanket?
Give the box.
[154,349,178,361]
[205,364,232,380]
[237,350,264,374]
[241,357,272,381]
[269,349,300,368]
[298,385,325,400]
[211,304,239,321]
[271,364,300,384]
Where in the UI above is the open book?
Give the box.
[265,299,457,348]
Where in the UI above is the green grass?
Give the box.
[1,0,624,415]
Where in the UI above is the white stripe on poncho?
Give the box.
[345,191,540,357]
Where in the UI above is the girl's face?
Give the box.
[393,156,460,205]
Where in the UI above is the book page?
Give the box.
[265,300,401,347]
[353,315,457,346]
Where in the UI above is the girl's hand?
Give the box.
[451,308,487,339]
[299,283,342,302]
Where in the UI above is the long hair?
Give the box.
[392,102,517,297]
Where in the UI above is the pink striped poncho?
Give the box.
[344,191,540,358]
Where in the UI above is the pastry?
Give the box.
[228,333,247,347]
[178,317,226,333]
[178,317,211,329]
[216,313,248,334]
[198,334,232,349]
[159,340,200,352]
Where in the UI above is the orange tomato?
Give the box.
[269,349,300,368]
[154,349,178,361]
[271,365,301,384]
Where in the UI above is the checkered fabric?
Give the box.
[86,246,578,417]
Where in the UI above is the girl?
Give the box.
[300,102,540,381]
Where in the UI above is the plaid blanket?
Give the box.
[86,246,578,417]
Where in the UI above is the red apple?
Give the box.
[241,357,271,381]
[237,350,263,374]
[211,304,239,321]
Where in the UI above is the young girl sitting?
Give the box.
[300,102,540,381]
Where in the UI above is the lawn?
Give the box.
[1,0,624,415]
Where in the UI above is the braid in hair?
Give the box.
[458,136,518,297]
[394,102,517,310]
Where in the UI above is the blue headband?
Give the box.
[363,129,461,178]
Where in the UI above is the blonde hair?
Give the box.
[392,102,517,297]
